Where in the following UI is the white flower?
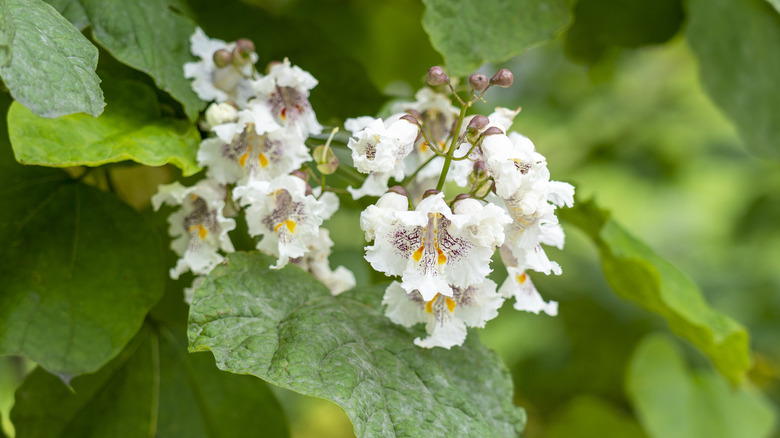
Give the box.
[293,229,356,295]
[498,246,558,315]
[481,132,549,199]
[361,191,510,301]
[233,175,337,269]
[346,115,418,175]
[251,58,322,137]
[184,28,257,106]
[198,123,311,185]
[152,180,236,279]
[344,115,418,199]
[382,280,504,349]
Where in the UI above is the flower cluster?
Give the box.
[349,67,574,348]
[159,32,572,349]
[155,29,355,302]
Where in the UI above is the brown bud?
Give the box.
[481,126,505,137]
[313,145,339,175]
[490,69,514,88]
[387,185,408,197]
[467,115,489,132]
[468,73,489,91]
[473,160,487,174]
[422,189,441,199]
[232,39,255,66]
[405,109,423,121]
[452,193,472,204]
[426,66,450,86]
[213,49,232,68]
[290,169,308,181]
[400,114,421,127]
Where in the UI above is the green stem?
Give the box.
[435,91,473,191]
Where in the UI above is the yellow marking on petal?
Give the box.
[425,294,439,313]
[517,273,527,284]
[420,142,428,152]
[436,244,447,265]
[412,246,424,262]
[259,153,269,167]
[239,152,249,167]
[198,224,208,239]
[274,220,296,233]
[188,225,198,233]
[445,297,456,313]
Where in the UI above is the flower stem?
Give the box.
[435,91,473,191]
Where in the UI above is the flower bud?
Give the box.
[291,169,308,181]
[468,73,489,91]
[232,39,255,66]
[213,49,232,68]
[489,69,514,88]
[473,160,487,175]
[388,185,408,197]
[452,193,472,204]
[422,189,441,199]
[205,102,239,128]
[426,66,450,86]
[405,109,423,122]
[467,115,489,132]
[313,145,339,175]
[400,114,421,127]
[481,126,505,137]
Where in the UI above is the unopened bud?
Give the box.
[473,160,487,175]
[213,49,232,68]
[467,115,489,132]
[405,109,423,122]
[400,114,421,127]
[388,185,408,197]
[265,60,282,74]
[291,169,308,181]
[232,39,255,66]
[313,145,339,175]
[453,193,472,204]
[481,126,505,137]
[490,69,514,88]
[422,189,441,199]
[426,66,450,86]
[468,73,489,91]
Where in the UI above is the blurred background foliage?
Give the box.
[1,0,779,437]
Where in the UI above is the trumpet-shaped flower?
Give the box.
[382,280,504,349]
[152,180,236,279]
[498,245,558,315]
[345,115,418,199]
[251,58,322,138]
[361,191,510,301]
[233,175,338,268]
[198,122,310,185]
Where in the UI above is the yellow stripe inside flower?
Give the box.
[274,219,296,233]
[259,153,269,167]
[517,273,527,284]
[239,152,249,167]
[188,224,208,239]
[425,293,456,313]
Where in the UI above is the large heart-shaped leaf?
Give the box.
[188,252,525,438]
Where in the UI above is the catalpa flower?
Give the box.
[198,122,310,185]
[152,180,236,279]
[184,28,258,106]
[481,132,549,199]
[345,115,419,199]
[498,245,558,316]
[233,174,338,269]
[382,280,504,349]
[252,58,322,138]
[361,190,510,301]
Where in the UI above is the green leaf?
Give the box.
[421,0,571,77]
[0,151,165,379]
[8,77,201,176]
[0,0,103,117]
[10,323,289,438]
[44,0,90,31]
[547,395,647,438]
[564,0,683,64]
[686,0,780,158]
[0,0,13,67]
[189,252,525,438]
[626,335,776,438]
[560,199,750,384]
[78,0,205,121]
[767,0,780,14]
